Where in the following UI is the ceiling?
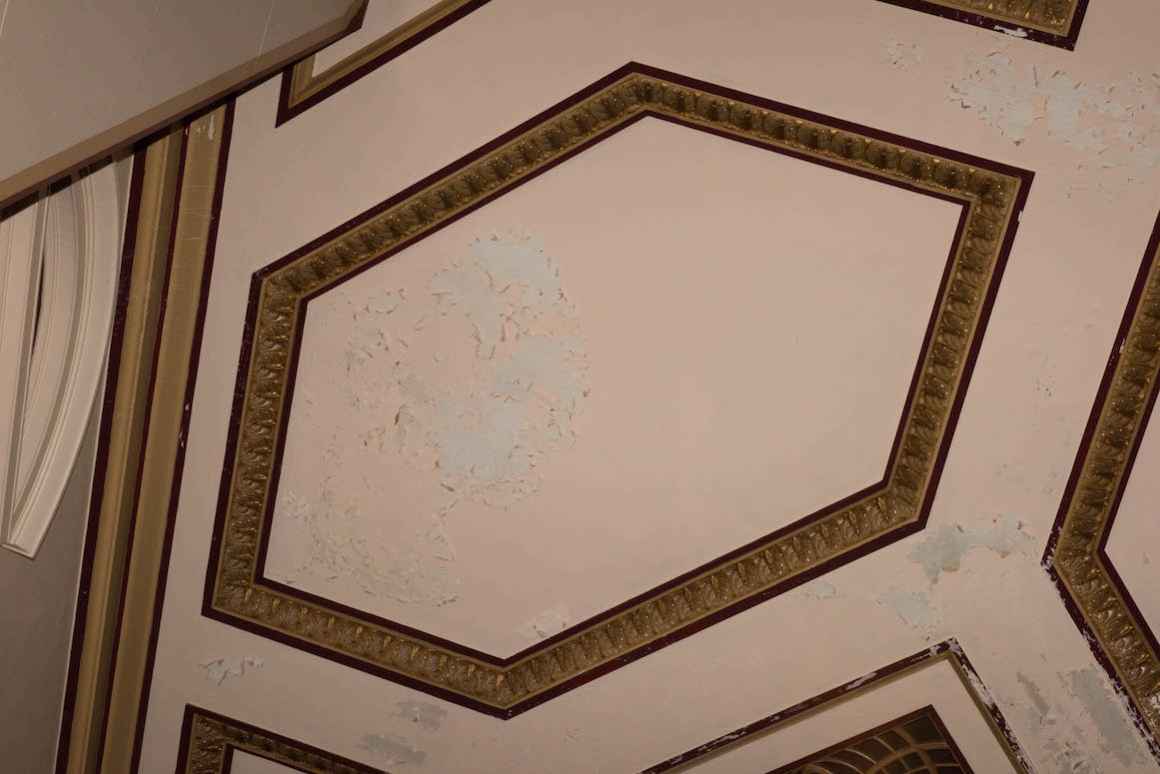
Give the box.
[52,0,1160,771]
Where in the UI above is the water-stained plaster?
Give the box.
[949,49,1160,190]
[198,656,263,686]
[272,233,588,612]
[518,603,573,642]
[907,513,1034,583]
[876,589,940,636]
[358,733,427,766]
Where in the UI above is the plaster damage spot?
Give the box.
[359,733,426,766]
[275,232,588,608]
[519,603,572,642]
[394,700,447,732]
[877,589,939,637]
[907,513,1033,583]
[277,488,460,607]
[884,41,922,70]
[198,656,263,685]
[400,233,590,507]
[950,52,1160,188]
[800,579,838,601]
[1066,667,1147,767]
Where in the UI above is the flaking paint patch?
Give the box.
[950,51,1160,190]
[877,589,939,639]
[198,655,263,685]
[883,40,922,70]
[275,233,588,607]
[519,603,573,642]
[398,233,590,507]
[1066,667,1147,767]
[276,486,460,606]
[799,579,838,600]
[359,733,426,766]
[394,700,447,732]
[907,513,1033,583]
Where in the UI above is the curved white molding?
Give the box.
[0,165,122,558]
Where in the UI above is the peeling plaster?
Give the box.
[277,488,460,607]
[799,579,838,601]
[275,233,589,609]
[519,603,572,642]
[1067,667,1147,767]
[907,513,1033,583]
[884,40,922,70]
[394,700,447,732]
[198,656,263,685]
[358,733,427,767]
[950,51,1160,189]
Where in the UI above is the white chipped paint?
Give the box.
[907,513,1033,583]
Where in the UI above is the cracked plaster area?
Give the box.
[267,233,589,611]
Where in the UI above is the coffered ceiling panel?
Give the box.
[95,0,1160,772]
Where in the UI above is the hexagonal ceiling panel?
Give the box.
[203,63,1032,717]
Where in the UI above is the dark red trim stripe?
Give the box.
[873,0,1090,49]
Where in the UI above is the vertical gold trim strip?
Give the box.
[62,130,183,774]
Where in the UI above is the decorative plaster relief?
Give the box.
[0,165,121,557]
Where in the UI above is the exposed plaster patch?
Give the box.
[884,40,922,70]
[277,487,460,606]
[396,233,591,507]
[198,656,263,685]
[519,603,572,642]
[876,589,938,636]
[276,233,588,608]
[1066,667,1147,767]
[907,513,1033,584]
[949,52,1160,189]
[799,579,838,601]
[994,25,1029,39]
[359,733,426,766]
[394,700,447,732]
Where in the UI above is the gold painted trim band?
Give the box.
[921,0,1080,34]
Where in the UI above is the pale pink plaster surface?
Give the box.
[137,0,1160,771]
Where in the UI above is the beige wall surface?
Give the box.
[0,0,352,184]
[0,415,97,774]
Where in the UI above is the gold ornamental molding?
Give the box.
[277,0,493,124]
[177,706,383,774]
[644,640,1032,773]
[205,62,1033,717]
[770,706,971,774]
[875,0,1089,48]
[56,105,235,774]
[1045,212,1160,760]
